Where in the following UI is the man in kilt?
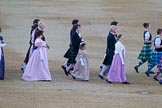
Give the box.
[62,19,80,73]
[98,25,118,79]
[145,28,162,76]
[63,24,82,76]
[99,21,118,78]
[134,23,153,73]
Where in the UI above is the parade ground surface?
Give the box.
[0,0,162,108]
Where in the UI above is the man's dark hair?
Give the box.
[72,19,79,25]
[33,19,40,24]
[110,21,118,26]
[157,28,162,35]
[143,23,149,29]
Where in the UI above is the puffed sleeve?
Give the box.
[116,42,124,64]
[145,32,150,40]
[0,43,6,47]
[155,37,161,47]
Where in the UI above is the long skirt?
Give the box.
[0,49,5,80]
[106,53,127,83]
[71,56,89,81]
[22,47,52,81]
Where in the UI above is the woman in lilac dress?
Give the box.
[106,34,129,84]
[21,19,40,72]
[22,30,52,81]
[71,42,89,81]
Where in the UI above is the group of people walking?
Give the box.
[97,21,129,84]
[61,20,129,84]
[134,22,162,84]
[0,18,162,85]
[61,19,89,81]
[21,19,52,81]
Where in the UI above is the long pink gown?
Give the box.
[22,38,52,81]
[106,41,127,83]
[71,49,89,81]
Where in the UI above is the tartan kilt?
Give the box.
[157,56,162,69]
[138,44,152,60]
[150,51,162,65]
[67,52,77,64]
[63,48,71,59]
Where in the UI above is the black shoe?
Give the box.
[42,80,51,82]
[153,77,159,81]
[98,75,104,80]
[122,81,130,84]
[150,71,155,74]
[21,68,24,72]
[159,80,162,84]
[99,66,103,71]
[134,66,139,73]
[21,64,25,73]
[106,79,112,83]
[71,75,76,80]
[82,80,89,82]
[61,65,69,76]
[145,72,150,77]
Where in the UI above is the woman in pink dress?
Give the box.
[71,42,89,81]
[22,30,52,81]
[106,34,129,84]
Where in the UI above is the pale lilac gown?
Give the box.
[106,41,127,83]
[71,49,89,81]
[22,38,52,81]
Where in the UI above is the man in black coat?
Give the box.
[62,19,79,68]
[99,25,118,79]
[99,21,118,71]
[63,24,82,76]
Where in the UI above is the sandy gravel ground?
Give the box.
[0,0,162,108]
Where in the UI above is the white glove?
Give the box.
[39,48,44,61]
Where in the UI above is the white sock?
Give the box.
[66,64,74,72]
[99,65,108,76]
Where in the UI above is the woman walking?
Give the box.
[106,34,129,84]
[71,42,89,81]
[145,29,162,76]
[22,30,51,81]
[0,27,6,80]
[134,23,153,73]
